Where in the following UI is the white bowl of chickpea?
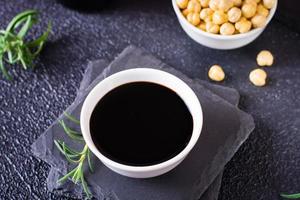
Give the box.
[172,0,277,49]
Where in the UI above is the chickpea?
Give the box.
[228,7,242,23]
[212,11,228,25]
[235,18,252,33]
[218,0,234,12]
[187,1,201,13]
[187,12,201,26]
[200,0,210,8]
[176,0,189,9]
[263,0,275,9]
[206,21,220,34]
[242,3,257,18]
[234,29,240,34]
[251,14,267,28]
[239,17,248,21]
[208,65,225,82]
[256,50,274,66]
[233,0,242,7]
[244,0,259,4]
[182,9,189,17]
[249,68,267,86]
[220,22,235,35]
[198,22,206,31]
[200,8,214,20]
[257,4,269,17]
[204,15,213,22]
[209,0,220,11]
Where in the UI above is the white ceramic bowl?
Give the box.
[81,68,203,178]
[172,0,277,50]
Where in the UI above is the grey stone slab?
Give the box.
[46,57,240,200]
[32,46,254,200]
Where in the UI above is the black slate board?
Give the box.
[45,57,240,200]
[32,46,254,199]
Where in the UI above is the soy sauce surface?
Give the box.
[90,82,193,166]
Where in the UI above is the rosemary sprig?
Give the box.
[54,113,93,199]
[0,10,51,79]
[281,193,300,199]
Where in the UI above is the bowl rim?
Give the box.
[172,0,278,40]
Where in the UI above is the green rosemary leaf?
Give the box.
[58,167,77,183]
[7,50,18,64]
[63,112,80,125]
[64,153,80,159]
[87,149,94,173]
[58,120,84,141]
[0,54,11,80]
[17,15,33,38]
[81,175,92,199]
[65,154,80,159]
[55,140,81,162]
[54,140,65,155]
[14,17,34,33]
[281,193,300,199]
[62,143,81,163]
[18,48,28,70]
[72,165,81,184]
[27,22,51,57]
[59,120,81,135]
[7,51,13,63]
[5,10,37,35]
[24,46,34,64]
[62,143,81,156]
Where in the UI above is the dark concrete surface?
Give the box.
[0,0,299,199]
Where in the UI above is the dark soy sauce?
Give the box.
[90,82,193,166]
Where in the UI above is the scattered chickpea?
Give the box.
[251,14,267,28]
[208,65,226,82]
[206,21,220,34]
[187,1,201,13]
[187,12,201,26]
[218,0,234,12]
[200,8,214,20]
[242,3,257,18]
[213,11,228,25]
[228,7,242,23]
[176,0,189,9]
[257,4,269,17]
[235,18,252,33]
[220,22,235,35]
[199,0,210,8]
[249,68,267,86]
[263,0,275,9]
[256,50,274,66]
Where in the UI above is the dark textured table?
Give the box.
[0,0,299,199]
